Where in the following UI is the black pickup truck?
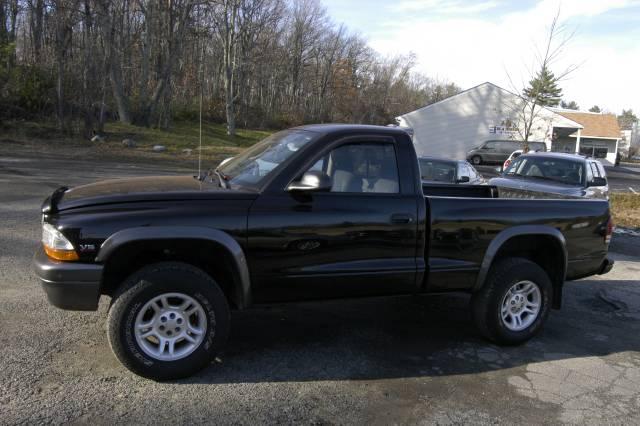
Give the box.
[34,124,614,380]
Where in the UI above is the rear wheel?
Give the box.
[471,155,482,165]
[107,262,230,380]
[471,257,551,345]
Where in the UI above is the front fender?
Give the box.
[97,226,251,308]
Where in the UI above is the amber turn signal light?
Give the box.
[43,244,79,261]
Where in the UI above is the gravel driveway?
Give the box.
[2,145,640,424]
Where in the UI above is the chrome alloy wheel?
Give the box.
[500,280,541,331]
[134,293,208,361]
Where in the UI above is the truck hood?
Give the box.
[45,176,258,212]
[488,176,585,199]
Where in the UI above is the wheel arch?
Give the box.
[474,226,567,309]
[97,227,251,309]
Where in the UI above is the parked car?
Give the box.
[467,140,547,165]
[35,124,613,380]
[502,150,523,171]
[418,157,485,184]
[490,152,609,199]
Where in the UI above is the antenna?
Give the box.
[197,10,204,179]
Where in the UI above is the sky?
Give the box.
[321,0,640,115]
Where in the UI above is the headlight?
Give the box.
[42,224,78,261]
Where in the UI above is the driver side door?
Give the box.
[246,137,420,303]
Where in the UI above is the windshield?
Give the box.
[504,156,584,186]
[419,159,456,183]
[217,130,316,188]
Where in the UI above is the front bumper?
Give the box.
[33,248,103,311]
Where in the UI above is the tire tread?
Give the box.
[107,261,229,380]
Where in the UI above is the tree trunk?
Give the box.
[32,0,44,61]
[225,64,236,136]
[109,63,132,124]
[56,50,65,130]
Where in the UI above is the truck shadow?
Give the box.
[181,279,640,385]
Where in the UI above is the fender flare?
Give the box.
[97,226,251,308]
[473,225,568,292]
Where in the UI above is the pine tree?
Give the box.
[522,66,563,107]
[618,109,638,130]
[560,100,579,110]
[589,105,601,113]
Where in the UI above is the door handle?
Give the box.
[391,213,414,224]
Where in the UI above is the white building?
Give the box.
[396,82,622,165]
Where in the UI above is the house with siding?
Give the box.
[396,82,622,165]
[550,109,621,164]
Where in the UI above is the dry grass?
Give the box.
[610,193,640,229]
[0,119,273,165]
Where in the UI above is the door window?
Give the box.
[507,141,520,152]
[484,141,497,150]
[458,164,470,180]
[419,159,456,183]
[305,143,400,193]
[586,162,594,183]
[468,165,478,179]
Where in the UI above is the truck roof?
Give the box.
[293,123,410,136]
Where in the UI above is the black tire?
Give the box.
[471,257,552,345]
[471,155,482,165]
[107,262,230,380]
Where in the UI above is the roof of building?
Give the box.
[555,111,621,139]
[397,82,583,129]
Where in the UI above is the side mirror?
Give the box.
[287,170,332,192]
[457,176,470,183]
[589,177,607,187]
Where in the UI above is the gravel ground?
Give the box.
[1,144,640,424]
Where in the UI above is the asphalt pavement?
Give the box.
[2,146,640,424]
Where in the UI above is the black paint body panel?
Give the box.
[34,124,613,311]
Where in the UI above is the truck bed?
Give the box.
[423,189,611,290]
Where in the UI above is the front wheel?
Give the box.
[471,155,482,165]
[107,262,230,380]
[471,257,552,345]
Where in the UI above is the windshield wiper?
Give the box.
[214,169,228,189]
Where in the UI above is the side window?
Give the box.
[462,164,471,178]
[308,143,400,194]
[586,162,594,183]
[596,163,606,179]
[309,157,325,172]
[457,163,466,178]
[484,141,497,149]
[590,162,600,178]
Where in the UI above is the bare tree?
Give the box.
[2,0,459,132]
[506,9,579,150]
[52,0,80,131]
